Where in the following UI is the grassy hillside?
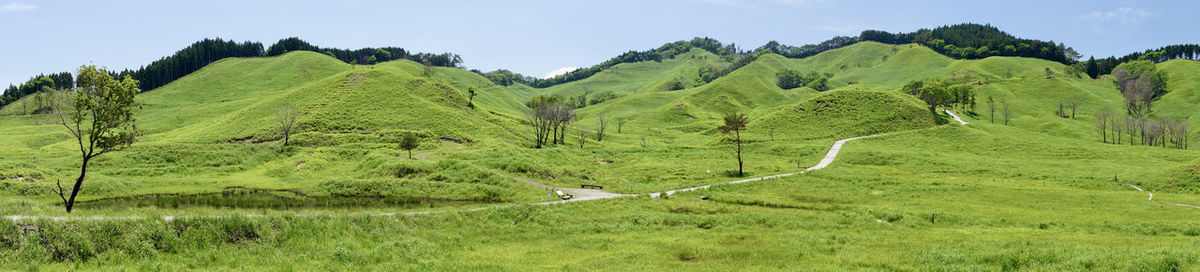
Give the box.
[751,89,940,140]
[4,38,1200,270]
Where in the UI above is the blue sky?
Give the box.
[1,0,1196,88]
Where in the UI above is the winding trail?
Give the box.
[1125,183,1200,210]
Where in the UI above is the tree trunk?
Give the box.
[65,157,90,213]
[736,130,743,176]
[408,149,413,159]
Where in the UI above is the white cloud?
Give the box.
[543,67,578,79]
[1080,7,1150,26]
[1,2,36,12]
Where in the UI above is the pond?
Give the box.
[70,187,487,211]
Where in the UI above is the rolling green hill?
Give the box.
[3,35,1200,270]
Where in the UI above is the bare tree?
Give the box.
[422,61,436,77]
[46,65,142,213]
[987,96,995,123]
[617,118,626,134]
[596,112,608,141]
[1108,115,1118,143]
[1115,68,1156,117]
[277,103,301,149]
[1057,101,1066,118]
[718,112,749,176]
[1002,102,1012,125]
[1094,109,1111,143]
[1125,116,1140,145]
[577,127,589,148]
[1066,99,1082,119]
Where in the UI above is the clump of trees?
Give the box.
[860,23,1073,64]
[1093,109,1190,149]
[776,70,832,91]
[46,65,142,213]
[1112,60,1168,117]
[533,37,740,88]
[718,112,749,177]
[266,37,462,68]
[1,72,73,109]
[474,69,537,86]
[566,88,619,108]
[524,95,576,148]
[902,78,975,114]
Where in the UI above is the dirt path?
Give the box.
[647,134,884,198]
[1125,183,1200,210]
[0,117,985,222]
[945,110,969,125]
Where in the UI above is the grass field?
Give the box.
[2,41,1199,270]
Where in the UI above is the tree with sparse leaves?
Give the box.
[46,65,142,213]
[277,103,301,150]
[718,112,749,176]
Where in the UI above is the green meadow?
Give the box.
[2,41,1199,270]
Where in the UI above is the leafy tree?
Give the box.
[718,112,749,176]
[1085,56,1099,78]
[467,87,477,108]
[368,55,377,65]
[47,65,142,213]
[399,133,419,159]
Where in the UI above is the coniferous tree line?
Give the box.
[1081,44,1200,79]
[115,38,265,91]
[2,37,464,108]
